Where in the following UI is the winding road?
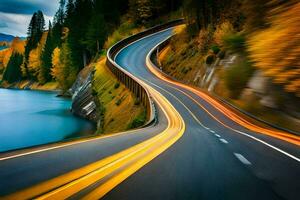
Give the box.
[0,26,299,200]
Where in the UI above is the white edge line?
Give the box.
[219,138,229,144]
[0,27,177,162]
[144,31,300,163]
[234,153,252,165]
[0,128,148,161]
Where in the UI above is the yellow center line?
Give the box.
[3,84,185,200]
[82,86,185,199]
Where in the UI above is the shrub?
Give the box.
[211,45,220,54]
[166,54,174,65]
[114,82,120,89]
[223,33,246,52]
[206,54,215,65]
[224,61,254,99]
[181,67,189,74]
[214,21,235,46]
[217,50,226,59]
[197,26,214,53]
[127,112,146,129]
[115,98,122,106]
[92,90,98,96]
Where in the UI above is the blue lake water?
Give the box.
[0,46,7,51]
[0,89,95,152]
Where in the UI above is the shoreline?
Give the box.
[0,80,60,92]
[0,87,97,153]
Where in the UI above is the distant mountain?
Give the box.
[0,33,26,42]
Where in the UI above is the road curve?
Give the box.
[0,26,299,200]
[102,28,300,200]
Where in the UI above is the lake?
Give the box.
[0,89,95,152]
[0,46,7,51]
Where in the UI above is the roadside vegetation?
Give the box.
[93,58,145,133]
[159,0,300,132]
[0,0,182,133]
[0,0,299,132]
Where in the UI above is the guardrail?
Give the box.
[106,19,184,124]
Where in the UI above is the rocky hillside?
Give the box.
[158,1,300,133]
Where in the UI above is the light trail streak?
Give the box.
[146,41,300,147]
[3,85,185,200]
[145,42,300,163]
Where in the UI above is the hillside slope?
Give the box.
[158,2,300,133]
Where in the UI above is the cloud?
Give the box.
[0,21,8,28]
[0,12,53,37]
[0,0,59,16]
[0,0,58,36]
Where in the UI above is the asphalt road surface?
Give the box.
[0,28,299,200]
[103,29,300,200]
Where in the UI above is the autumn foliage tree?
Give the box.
[27,32,48,80]
[51,43,76,92]
[248,2,300,97]
[24,10,45,79]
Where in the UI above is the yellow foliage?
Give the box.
[213,21,235,46]
[51,47,62,82]
[28,48,41,77]
[51,43,75,91]
[197,27,214,53]
[11,37,25,54]
[0,48,12,68]
[248,2,300,96]
[0,37,25,69]
[173,24,186,35]
[28,32,48,78]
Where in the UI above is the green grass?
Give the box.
[93,58,145,134]
[223,33,246,52]
[127,111,146,129]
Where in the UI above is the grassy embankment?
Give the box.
[159,25,300,132]
[92,19,146,134]
[0,19,146,134]
[93,58,145,134]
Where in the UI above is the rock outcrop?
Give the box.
[71,67,98,123]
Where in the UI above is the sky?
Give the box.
[0,0,60,36]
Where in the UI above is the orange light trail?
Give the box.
[146,48,300,146]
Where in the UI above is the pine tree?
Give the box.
[64,0,75,27]
[52,0,66,48]
[39,21,54,84]
[66,0,93,68]
[24,10,46,79]
[83,13,107,55]
[3,53,23,83]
